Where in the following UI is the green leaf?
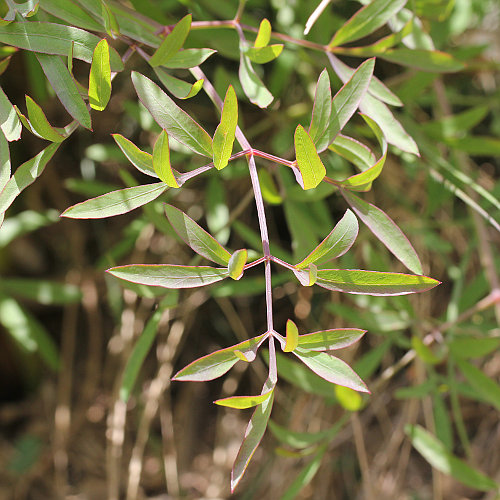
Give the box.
[330,0,407,46]
[258,168,282,205]
[0,209,58,248]
[239,54,273,109]
[101,0,120,38]
[317,58,375,153]
[0,86,21,141]
[131,71,213,157]
[165,204,231,266]
[231,392,274,492]
[335,385,363,411]
[107,264,229,289]
[0,143,59,214]
[61,182,167,219]
[405,425,497,491]
[455,358,500,411]
[112,134,156,177]
[88,38,111,111]
[412,336,442,364]
[294,124,326,190]
[154,68,203,99]
[254,18,271,48]
[448,337,500,359]
[0,22,123,71]
[329,134,376,171]
[284,318,299,352]
[246,44,283,64]
[215,389,273,409]
[380,48,465,73]
[294,348,369,393]
[0,294,59,370]
[149,14,191,67]
[293,264,317,287]
[36,53,91,130]
[341,189,423,274]
[153,130,178,188]
[280,445,327,500]
[316,269,439,296]
[297,328,365,351]
[172,334,266,382]
[422,106,488,139]
[296,209,358,268]
[213,85,238,170]
[308,69,332,144]
[228,249,247,280]
[160,48,216,69]
[0,278,81,305]
[25,96,65,142]
[0,130,10,191]
[40,0,103,32]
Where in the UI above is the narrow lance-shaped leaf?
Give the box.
[132,71,213,157]
[329,135,376,171]
[40,0,103,32]
[154,68,204,99]
[315,269,440,296]
[0,130,10,191]
[153,130,178,188]
[294,124,326,190]
[0,143,59,214]
[101,0,120,38]
[164,204,231,266]
[213,85,237,171]
[172,334,266,382]
[405,425,497,492]
[25,96,66,142]
[0,22,123,71]
[284,319,299,352]
[246,45,283,64]
[149,14,191,67]
[228,249,247,280]
[316,58,375,153]
[308,69,331,144]
[254,18,271,48]
[88,38,111,111]
[36,53,92,130]
[231,392,274,492]
[239,54,273,109]
[160,48,216,69]
[215,389,273,409]
[342,189,423,274]
[0,86,21,141]
[107,264,229,289]
[380,48,464,73]
[297,209,358,268]
[294,348,369,393]
[61,182,167,219]
[330,0,407,47]
[292,264,317,287]
[298,328,366,351]
[112,134,156,177]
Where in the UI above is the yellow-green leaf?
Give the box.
[25,96,65,142]
[150,14,192,67]
[228,249,247,280]
[153,130,178,188]
[254,18,271,48]
[215,389,273,409]
[294,124,326,190]
[246,44,283,64]
[88,38,111,111]
[213,85,237,170]
[335,385,363,411]
[284,319,299,352]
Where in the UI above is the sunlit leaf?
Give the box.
[161,48,216,69]
[406,425,497,491]
[342,189,423,274]
[330,0,407,46]
[284,319,299,352]
[294,124,325,189]
[309,69,331,145]
[228,249,247,280]
[215,389,273,409]
[254,18,271,48]
[258,168,282,205]
[150,14,191,67]
[25,96,65,142]
[0,143,59,214]
[0,86,21,141]
[132,71,213,157]
[112,134,156,177]
[239,54,273,109]
[246,44,283,64]
[154,68,203,99]
[107,264,229,289]
[213,85,237,170]
[172,334,266,382]
[40,0,103,32]
[329,135,376,171]
[88,38,111,111]
[165,204,231,266]
[0,130,9,190]
[62,182,167,219]
[335,385,363,411]
[296,209,358,268]
[292,264,317,287]
[297,328,365,351]
[294,348,369,392]
[101,0,120,38]
[315,269,440,296]
[153,130,178,188]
